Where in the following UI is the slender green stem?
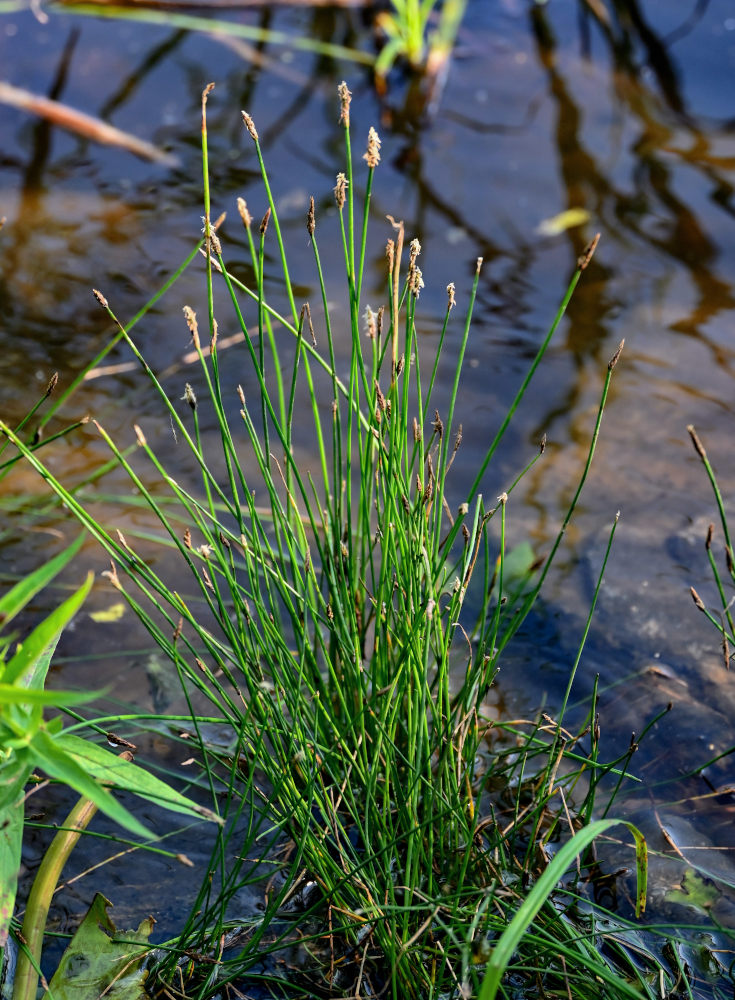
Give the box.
[13,792,101,1000]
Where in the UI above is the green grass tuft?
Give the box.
[1,84,671,1000]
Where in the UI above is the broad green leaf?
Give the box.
[3,571,94,688]
[0,748,35,812]
[0,534,85,633]
[55,733,223,825]
[43,893,152,999]
[0,684,98,706]
[0,793,23,948]
[478,819,647,1000]
[27,730,153,839]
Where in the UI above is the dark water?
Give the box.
[2,0,735,988]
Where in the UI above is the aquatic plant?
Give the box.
[375,0,469,81]
[687,424,735,664]
[0,535,222,1000]
[1,82,660,998]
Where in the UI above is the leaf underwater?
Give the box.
[536,207,591,236]
[43,893,154,1000]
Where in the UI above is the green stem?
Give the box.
[13,794,100,1000]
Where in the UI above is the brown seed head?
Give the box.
[338,81,352,127]
[386,238,395,274]
[447,282,456,309]
[183,306,200,350]
[409,238,421,267]
[260,207,271,236]
[307,196,315,237]
[93,289,108,309]
[690,586,705,611]
[410,266,424,297]
[45,372,58,396]
[578,233,600,270]
[241,111,259,142]
[363,126,381,168]
[237,197,252,230]
[102,561,121,589]
[208,228,222,255]
[334,172,348,211]
[182,383,197,411]
[687,424,707,460]
[374,380,386,413]
[607,339,624,371]
[364,306,376,339]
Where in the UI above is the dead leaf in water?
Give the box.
[89,602,125,623]
[43,893,153,999]
[537,207,591,236]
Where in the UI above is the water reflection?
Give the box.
[2,0,735,982]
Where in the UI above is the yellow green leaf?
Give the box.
[537,208,591,236]
[89,603,125,623]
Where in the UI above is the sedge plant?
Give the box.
[687,424,735,663]
[0,82,654,998]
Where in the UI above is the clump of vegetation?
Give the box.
[0,533,222,1000]
[687,425,735,663]
[375,0,469,82]
[2,82,669,999]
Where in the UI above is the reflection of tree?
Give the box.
[0,25,184,377]
[592,3,732,323]
[533,2,735,363]
[531,6,616,373]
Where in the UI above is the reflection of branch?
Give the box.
[20,27,79,194]
[0,81,178,165]
[614,0,685,115]
[443,94,543,136]
[538,4,735,350]
[99,29,187,121]
[662,0,710,47]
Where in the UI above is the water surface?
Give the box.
[2,0,735,988]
